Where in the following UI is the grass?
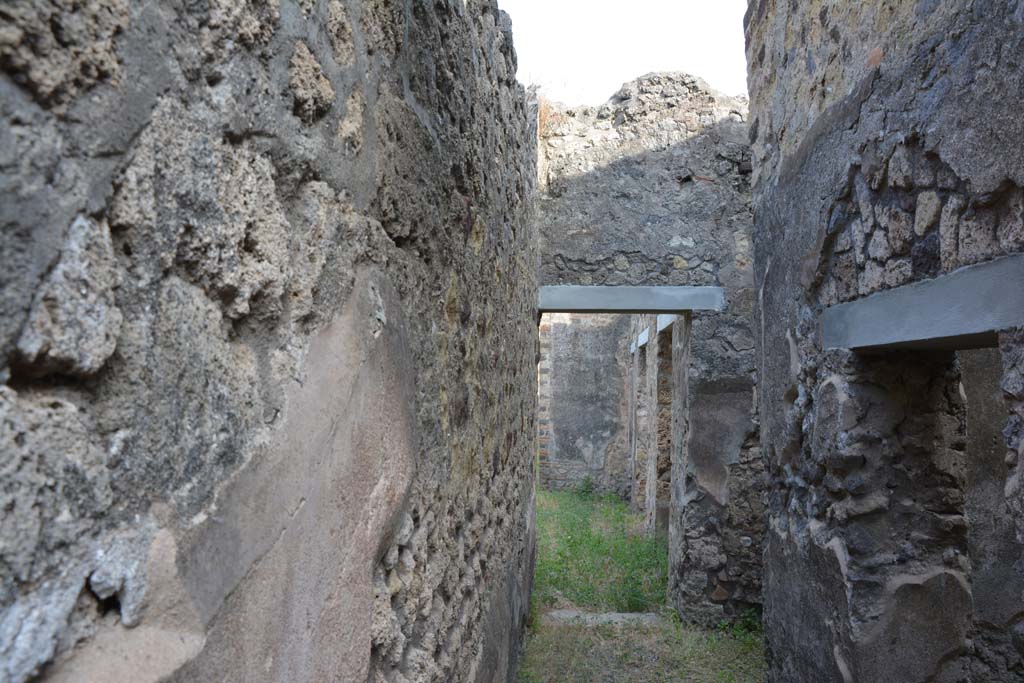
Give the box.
[518,619,766,683]
[532,488,668,613]
[520,488,766,683]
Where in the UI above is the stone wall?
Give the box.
[629,316,674,533]
[0,1,537,682]
[962,348,1024,673]
[626,313,763,624]
[651,325,673,531]
[746,0,1024,679]
[537,313,631,496]
[630,338,652,510]
[535,72,765,624]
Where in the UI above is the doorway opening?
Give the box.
[522,311,765,682]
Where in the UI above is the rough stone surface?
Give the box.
[0,0,131,107]
[15,216,123,377]
[1002,328,1024,545]
[747,0,1024,679]
[957,349,1024,679]
[537,313,631,496]
[536,73,765,625]
[627,313,763,625]
[0,1,537,682]
[538,72,751,298]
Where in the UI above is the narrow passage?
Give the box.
[518,489,765,682]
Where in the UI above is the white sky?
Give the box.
[498,0,750,105]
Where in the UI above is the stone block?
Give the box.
[914,191,942,236]
[16,216,122,377]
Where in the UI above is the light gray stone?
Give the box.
[914,191,942,236]
[538,285,725,313]
[16,217,122,377]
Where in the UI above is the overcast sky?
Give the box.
[498,0,750,105]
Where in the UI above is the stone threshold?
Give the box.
[540,609,663,626]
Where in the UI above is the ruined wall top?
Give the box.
[537,72,752,302]
[536,71,756,383]
[539,72,747,188]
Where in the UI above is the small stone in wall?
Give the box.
[859,261,886,296]
[290,41,335,123]
[834,230,852,253]
[855,177,876,230]
[880,206,914,255]
[940,196,964,271]
[888,145,913,190]
[914,191,943,236]
[910,232,941,278]
[957,209,1000,265]
[850,218,868,265]
[0,0,130,106]
[998,191,1024,251]
[825,250,858,304]
[327,0,355,65]
[867,229,892,261]
[884,258,913,288]
[16,216,123,377]
[337,89,365,155]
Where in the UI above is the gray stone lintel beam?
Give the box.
[822,253,1024,352]
[538,286,725,314]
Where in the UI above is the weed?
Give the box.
[537,97,564,138]
[532,489,667,613]
[575,475,595,497]
[519,489,766,682]
[716,608,763,646]
[518,619,766,682]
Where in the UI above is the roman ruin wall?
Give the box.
[0,1,538,681]
[746,0,1024,679]
[537,73,766,625]
[536,313,632,496]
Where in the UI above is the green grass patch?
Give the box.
[532,488,668,613]
[518,620,766,683]
[520,488,766,682]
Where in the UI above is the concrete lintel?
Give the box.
[539,286,725,314]
[821,254,1024,351]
